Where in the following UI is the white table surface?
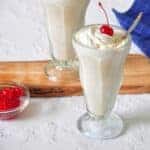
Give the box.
[0,95,150,150]
[0,0,149,150]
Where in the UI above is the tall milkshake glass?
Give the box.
[42,0,89,82]
[73,24,131,139]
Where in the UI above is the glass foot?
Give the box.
[45,59,79,82]
[77,113,123,140]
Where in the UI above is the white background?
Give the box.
[0,0,141,61]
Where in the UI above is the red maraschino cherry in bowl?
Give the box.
[0,82,30,120]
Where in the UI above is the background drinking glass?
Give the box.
[41,0,89,82]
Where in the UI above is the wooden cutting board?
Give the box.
[0,54,149,97]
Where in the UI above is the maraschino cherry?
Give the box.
[98,2,114,36]
[0,86,25,111]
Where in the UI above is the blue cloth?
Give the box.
[112,0,150,57]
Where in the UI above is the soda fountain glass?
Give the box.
[72,25,131,139]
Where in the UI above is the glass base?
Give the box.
[45,59,79,82]
[77,113,123,140]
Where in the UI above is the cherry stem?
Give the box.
[98,2,110,26]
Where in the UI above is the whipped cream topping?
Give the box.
[75,25,127,50]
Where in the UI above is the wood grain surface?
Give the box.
[0,54,149,97]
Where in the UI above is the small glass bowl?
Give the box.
[0,82,30,120]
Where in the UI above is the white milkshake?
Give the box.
[73,25,131,117]
[44,0,89,60]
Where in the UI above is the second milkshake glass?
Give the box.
[73,25,131,139]
[42,0,89,82]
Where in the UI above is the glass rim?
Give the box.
[72,24,131,51]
